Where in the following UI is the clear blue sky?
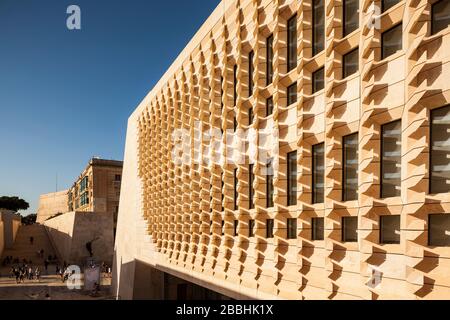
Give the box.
[0,0,220,215]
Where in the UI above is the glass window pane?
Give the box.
[380,215,400,244]
[430,105,450,194]
[266,96,274,116]
[266,219,274,238]
[249,219,255,237]
[429,214,450,246]
[234,220,239,236]
[287,83,297,105]
[313,143,325,203]
[382,24,402,59]
[287,15,298,71]
[248,50,254,97]
[312,67,325,93]
[267,35,274,85]
[381,120,402,198]
[312,217,325,240]
[288,151,298,206]
[343,0,359,36]
[343,133,359,201]
[287,218,297,239]
[313,0,325,55]
[343,48,359,78]
[382,0,400,12]
[233,64,237,106]
[249,164,254,209]
[432,0,450,35]
[266,164,274,208]
[342,216,358,242]
[234,168,238,210]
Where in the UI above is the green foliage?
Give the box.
[22,213,37,225]
[0,196,30,212]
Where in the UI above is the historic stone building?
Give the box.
[36,190,69,223]
[67,158,123,233]
[113,0,450,299]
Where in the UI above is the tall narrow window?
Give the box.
[287,82,297,106]
[343,48,359,78]
[248,50,254,97]
[382,24,402,59]
[234,168,238,210]
[249,219,255,237]
[430,105,450,193]
[287,218,297,239]
[234,220,239,236]
[343,0,359,36]
[382,0,400,12]
[248,108,253,126]
[380,215,400,244]
[287,15,298,72]
[429,214,450,246]
[312,67,325,93]
[381,120,401,198]
[220,76,224,110]
[312,143,325,204]
[287,151,298,206]
[312,217,324,240]
[266,164,274,208]
[312,0,325,55]
[432,0,450,35]
[249,164,254,209]
[221,220,225,236]
[233,64,238,106]
[267,35,274,85]
[342,216,358,242]
[343,133,359,201]
[221,172,225,212]
[266,219,274,238]
[266,96,274,117]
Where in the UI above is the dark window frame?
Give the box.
[379,215,401,244]
[312,0,325,56]
[287,218,297,239]
[381,23,403,60]
[287,82,298,106]
[312,142,325,204]
[287,151,298,206]
[266,219,274,238]
[342,48,359,78]
[342,133,359,202]
[312,67,325,94]
[249,219,255,238]
[342,216,358,242]
[234,220,239,236]
[266,34,274,85]
[266,96,274,117]
[343,0,359,37]
[287,14,298,72]
[248,50,254,97]
[312,217,325,241]
[234,168,238,210]
[431,0,450,35]
[380,120,402,198]
[266,164,274,208]
[428,213,450,246]
[430,105,450,194]
[249,164,254,209]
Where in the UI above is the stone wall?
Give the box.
[44,211,114,266]
[0,210,21,249]
[0,218,4,258]
[37,190,69,223]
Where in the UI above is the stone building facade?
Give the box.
[113,0,450,299]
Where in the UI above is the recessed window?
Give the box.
[312,67,325,94]
[312,143,325,204]
[312,0,325,55]
[266,219,274,238]
[249,164,254,209]
[221,220,225,236]
[343,48,359,78]
[342,216,358,242]
[343,133,359,201]
[267,35,274,85]
[430,105,450,194]
[382,24,402,59]
[381,120,401,198]
[287,82,297,106]
[287,15,298,72]
[220,76,224,110]
[382,0,400,12]
[234,220,239,236]
[266,164,274,208]
[115,174,121,181]
[429,214,450,246]
[312,217,325,241]
[248,50,254,97]
[380,215,400,244]
[233,64,238,106]
[234,168,238,210]
[266,96,274,117]
[248,107,254,126]
[287,218,297,239]
[249,219,255,237]
[343,0,359,36]
[233,116,237,131]
[432,0,450,35]
[287,151,298,206]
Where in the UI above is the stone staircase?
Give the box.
[1,224,57,268]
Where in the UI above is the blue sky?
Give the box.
[0,0,220,215]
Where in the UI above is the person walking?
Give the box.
[35,267,41,282]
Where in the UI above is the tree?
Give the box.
[22,214,37,225]
[0,196,30,212]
